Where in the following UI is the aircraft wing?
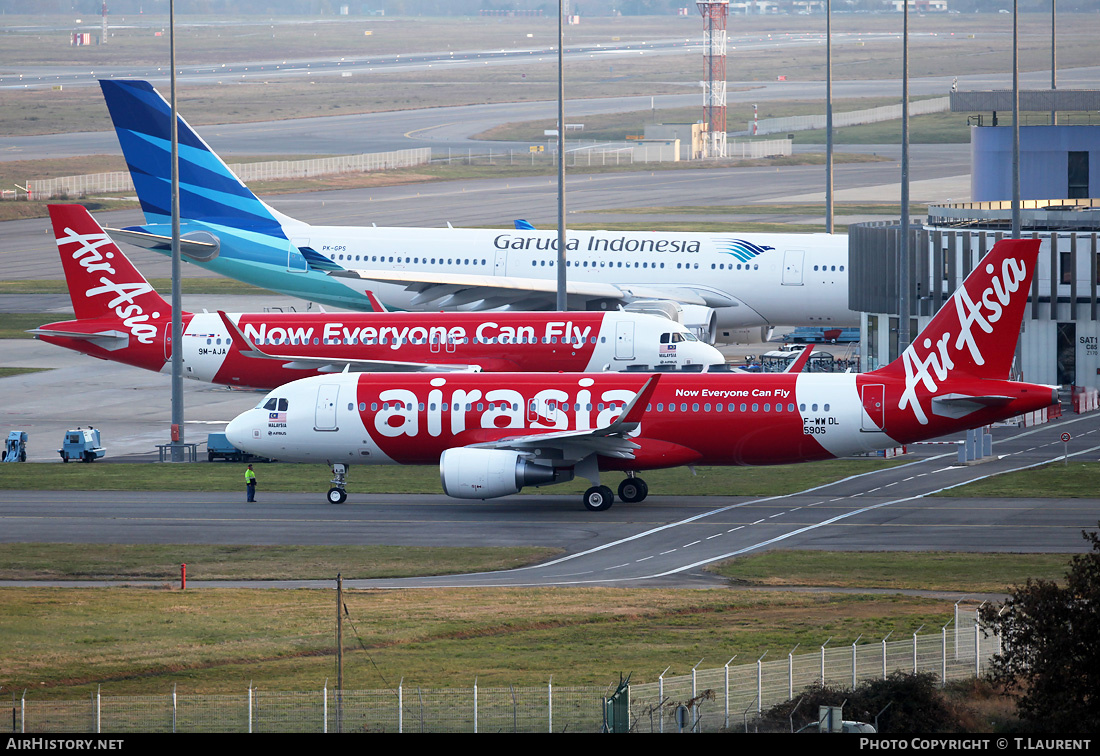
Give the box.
[466,375,661,461]
[327,268,710,310]
[215,311,479,374]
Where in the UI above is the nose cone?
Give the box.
[225,409,256,451]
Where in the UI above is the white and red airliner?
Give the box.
[225,238,1058,509]
[33,205,723,387]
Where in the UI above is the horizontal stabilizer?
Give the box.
[105,227,220,263]
[931,393,1015,419]
[29,328,129,352]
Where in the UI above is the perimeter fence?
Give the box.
[11,609,996,733]
[751,96,951,136]
[24,148,431,201]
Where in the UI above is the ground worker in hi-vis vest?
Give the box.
[245,464,256,502]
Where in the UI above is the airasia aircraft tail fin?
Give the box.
[875,238,1041,384]
[48,204,172,322]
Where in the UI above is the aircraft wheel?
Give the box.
[327,487,348,505]
[618,478,649,503]
[583,485,615,512]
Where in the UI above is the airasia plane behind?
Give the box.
[33,205,723,388]
[226,238,1058,509]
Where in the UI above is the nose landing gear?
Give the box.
[327,463,348,504]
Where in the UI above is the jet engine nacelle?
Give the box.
[439,448,560,499]
[678,305,718,345]
[716,326,774,346]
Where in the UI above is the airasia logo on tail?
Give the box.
[899,254,1028,425]
[57,226,160,344]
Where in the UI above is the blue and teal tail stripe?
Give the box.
[99,79,284,236]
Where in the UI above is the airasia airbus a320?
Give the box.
[33,205,723,388]
[225,238,1057,509]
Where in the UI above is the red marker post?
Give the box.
[1061,433,1071,465]
[181,563,187,590]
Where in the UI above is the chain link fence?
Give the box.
[11,609,995,734]
[24,148,431,201]
[628,608,994,733]
[752,96,951,137]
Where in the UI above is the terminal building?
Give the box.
[850,90,1100,392]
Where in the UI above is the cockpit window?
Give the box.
[261,397,290,411]
[278,398,288,412]
[263,398,277,411]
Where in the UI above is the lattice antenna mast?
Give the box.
[697,1,728,158]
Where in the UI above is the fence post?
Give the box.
[95,686,100,734]
[941,619,954,686]
[913,624,925,674]
[172,683,177,734]
[21,690,25,733]
[724,656,735,731]
[474,677,478,734]
[248,683,253,734]
[691,659,703,732]
[658,666,669,733]
[819,638,831,685]
[323,682,328,734]
[756,652,767,713]
[398,679,403,734]
[548,677,553,734]
[851,635,862,689]
[881,632,893,679]
[788,644,799,700]
[975,620,982,677]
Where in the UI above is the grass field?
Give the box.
[0,545,1079,698]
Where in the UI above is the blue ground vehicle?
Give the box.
[4,431,27,462]
[59,427,105,463]
[207,432,267,463]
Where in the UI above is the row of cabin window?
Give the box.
[355,401,832,414]
[332,254,488,265]
[531,260,702,269]
[325,253,843,274]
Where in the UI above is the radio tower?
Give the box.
[697,1,728,158]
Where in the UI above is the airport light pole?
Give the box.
[1012,0,1021,239]
[898,0,911,357]
[1051,0,1057,126]
[825,0,833,234]
[556,0,567,312]
[170,0,184,462]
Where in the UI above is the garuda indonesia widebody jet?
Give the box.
[98,79,855,344]
[225,239,1057,508]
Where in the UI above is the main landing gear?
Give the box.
[582,475,649,511]
[327,463,348,504]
